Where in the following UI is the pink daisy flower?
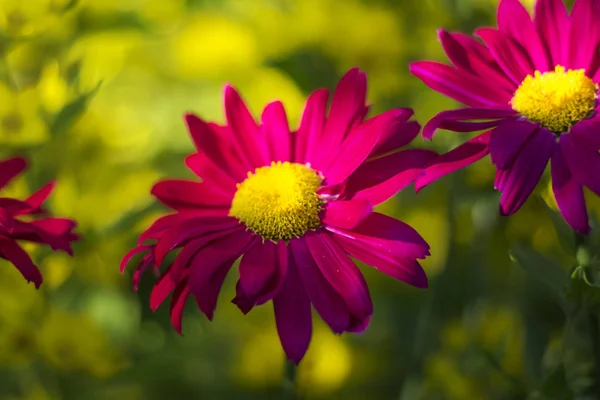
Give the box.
[0,157,79,287]
[121,68,434,363]
[410,0,600,234]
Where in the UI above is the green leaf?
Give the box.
[510,244,569,303]
[50,82,102,136]
[534,364,573,400]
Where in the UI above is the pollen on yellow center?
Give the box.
[511,66,598,133]
[229,161,323,242]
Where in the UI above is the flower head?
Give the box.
[410,0,600,234]
[0,157,79,287]
[122,68,434,363]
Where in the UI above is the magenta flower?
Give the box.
[121,68,434,363]
[0,157,79,287]
[410,0,600,234]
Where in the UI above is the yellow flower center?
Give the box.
[511,66,598,133]
[229,161,323,242]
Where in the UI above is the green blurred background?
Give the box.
[0,0,594,398]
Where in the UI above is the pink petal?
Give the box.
[294,89,329,163]
[22,181,54,214]
[150,266,181,311]
[138,213,180,244]
[322,199,373,230]
[305,232,372,325]
[326,212,430,261]
[170,279,191,334]
[534,0,569,67]
[0,237,42,288]
[273,257,312,364]
[409,61,511,107]
[551,141,589,234]
[0,157,26,191]
[370,115,420,158]
[496,0,549,71]
[415,131,491,191]
[496,129,555,216]
[184,114,248,182]
[120,245,151,273]
[185,153,237,195]
[568,0,600,72]
[310,69,367,170]
[291,238,351,334]
[476,28,535,85]
[423,108,516,140]
[346,149,438,205]
[11,219,78,255]
[151,180,231,211]
[489,119,539,169]
[261,101,291,162]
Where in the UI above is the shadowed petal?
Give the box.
[0,237,42,288]
[151,180,231,211]
[489,119,539,169]
[561,133,600,196]
[423,108,516,140]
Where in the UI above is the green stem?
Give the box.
[283,360,298,399]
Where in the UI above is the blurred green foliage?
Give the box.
[0,0,598,399]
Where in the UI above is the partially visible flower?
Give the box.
[0,157,78,288]
[122,68,435,363]
[411,0,600,234]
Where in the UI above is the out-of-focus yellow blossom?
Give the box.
[39,61,69,113]
[0,0,71,37]
[296,325,352,396]
[0,83,48,146]
[234,329,284,386]
[442,320,469,352]
[170,13,261,80]
[402,208,450,277]
[38,309,125,378]
[41,253,75,291]
[425,354,484,400]
[0,319,37,366]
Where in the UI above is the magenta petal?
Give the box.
[534,0,568,67]
[273,257,312,364]
[568,0,600,71]
[551,142,589,234]
[0,157,26,191]
[233,241,287,312]
[132,253,156,291]
[23,181,54,214]
[11,219,76,255]
[496,0,549,71]
[184,114,247,182]
[170,280,191,334]
[154,216,238,266]
[370,116,419,159]
[321,109,406,184]
[570,117,600,151]
[326,212,430,261]
[489,119,539,169]
[188,230,255,318]
[497,129,555,216]
[333,233,428,288]
[346,149,438,205]
[415,131,491,191]
[150,266,179,311]
[185,153,237,195]
[291,239,351,334]
[305,233,373,326]
[224,85,268,169]
[0,237,42,288]
[120,245,151,273]
[311,69,367,169]
[423,108,515,140]
[262,101,291,162]
[322,199,373,230]
[561,133,600,196]
[437,30,515,92]
[476,28,535,85]
[151,180,231,211]
[139,214,179,244]
[294,89,329,163]
[409,61,511,107]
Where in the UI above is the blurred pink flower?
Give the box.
[411,0,600,234]
[0,157,78,288]
[122,68,434,363]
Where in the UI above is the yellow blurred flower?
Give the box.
[234,329,285,386]
[0,0,70,37]
[38,309,125,378]
[38,61,69,114]
[0,83,48,146]
[425,354,483,400]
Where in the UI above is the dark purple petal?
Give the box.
[0,236,42,288]
[551,142,589,234]
[489,119,539,169]
[273,256,312,364]
[415,131,491,191]
[568,0,600,72]
[570,116,600,151]
[561,133,600,196]
[170,279,191,334]
[496,129,555,216]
